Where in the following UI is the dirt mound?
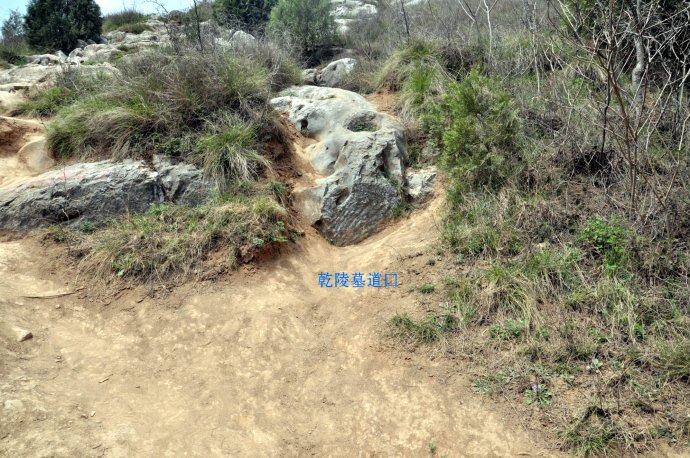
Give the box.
[0,116,54,190]
[0,116,42,156]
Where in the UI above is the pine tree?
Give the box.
[25,0,102,53]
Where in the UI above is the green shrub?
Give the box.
[426,67,521,194]
[214,0,277,29]
[268,0,337,55]
[377,40,449,112]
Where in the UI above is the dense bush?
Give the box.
[268,0,337,56]
[25,0,102,52]
[213,0,277,29]
[426,68,521,193]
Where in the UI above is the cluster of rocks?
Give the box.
[0,157,213,231]
[271,86,435,246]
[0,10,439,246]
[332,0,378,32]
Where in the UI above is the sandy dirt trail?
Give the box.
[0,101,558,456]
[0,194,559,457]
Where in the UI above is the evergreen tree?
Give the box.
[25,0,102,53]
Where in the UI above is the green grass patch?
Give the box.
[103,9,148,33]
[76,181,291,283]
[46,48,300,189]
[389,312,459,344]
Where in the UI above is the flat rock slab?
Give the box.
[0,157,213,231]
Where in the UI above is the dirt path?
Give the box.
[0,93,561,456]
[0,192,561,457]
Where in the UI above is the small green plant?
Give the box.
[418,283,435,294]
[586,357,603,373]
[78,221,99,233]
[473,369,516,394]
[389,312,458,344]
[524,384,554,405]
[489,319,527,340]
[579,217,628,271]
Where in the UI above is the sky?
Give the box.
[0,0,193,24]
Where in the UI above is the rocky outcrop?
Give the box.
[0,63,116,86]
[304,58,357,88]
[0,157,214,231]
[406,167,437,203]
[271,86,407,246]
[152,156,211,206]
[332,0,377,32]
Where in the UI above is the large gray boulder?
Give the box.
[271,86,406,246]
[0,157,213,231]
[0,65,57,85]
[319,58,357,88]
[0,160,161,230]
[303,58,357,88]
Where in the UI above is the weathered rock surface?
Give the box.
[406,167,437,203]
[0,157,214,231]
[332,0,377,32]
[0,63,116,87]
[332,0,377,18]
[304,58,357,88]
[152,156,212,206]
[271,86,407,245]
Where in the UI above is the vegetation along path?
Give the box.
[1,185,557,456]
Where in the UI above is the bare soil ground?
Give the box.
[0,192,564,457]
[0,96,561,457]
